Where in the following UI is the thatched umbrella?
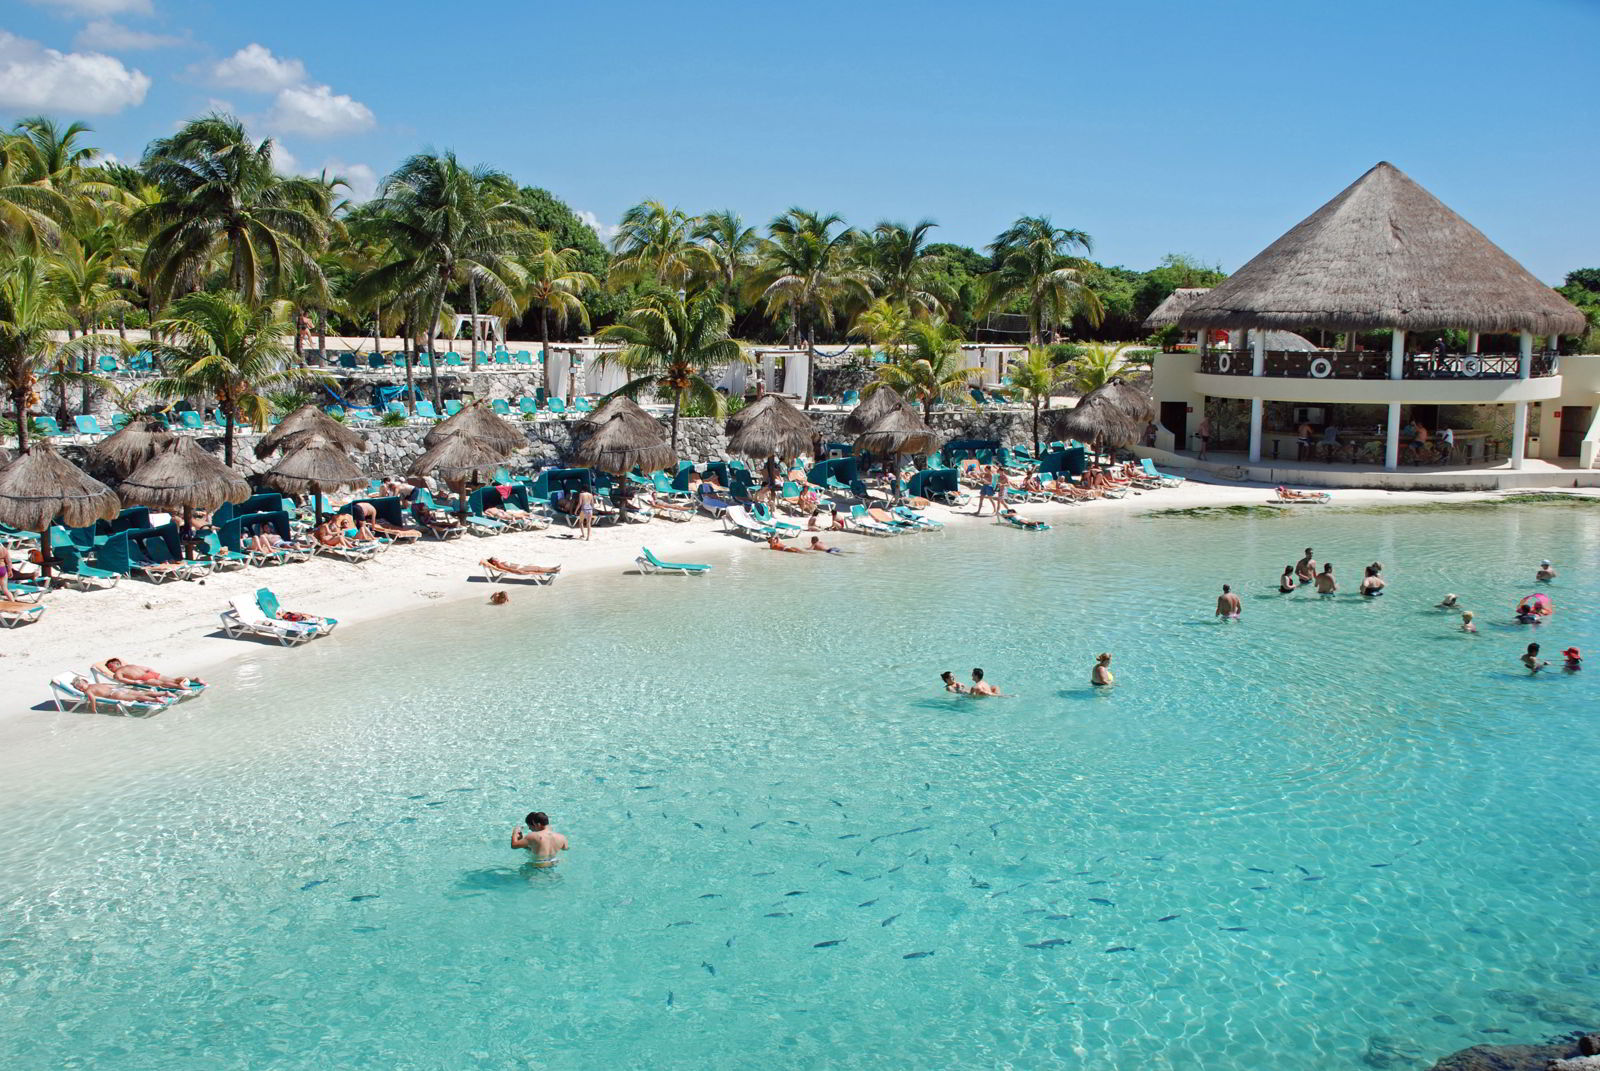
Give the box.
[89,417,175,477]
[1142,287,1211,330]
[255,404,366,459]
[855,406,939,495]
[409,432,512,522]
[263,435,368,523]
[119,439,251,557]
[0,445,121,578]
[423,401,525,455]
[841,386,909,437]
[726,395,814,464]
[577,395,654,430]
[574,409,675,476]
[1051,378,1156,454]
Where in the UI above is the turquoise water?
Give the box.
[2,504,1598,1070]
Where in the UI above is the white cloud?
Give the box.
[320,160,377,202]
[267,83,374,137]
[75,19,185,51]
[577,210,619,243]
[269,141,298,175]
[0,30,150,115]
[209,43,305,91]
[24,0,154,15]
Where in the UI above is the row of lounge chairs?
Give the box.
[49,662,209,716]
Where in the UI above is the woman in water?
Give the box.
[1360,566,1385,597]
[940,671,967,694]
[1279,566,1297,594]
[1460,610,1476,633]
[1092,653,1115,687]
[1437,594,1459,609]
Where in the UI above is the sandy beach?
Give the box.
[4,476,1589,733]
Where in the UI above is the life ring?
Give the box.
[1462,356,1482,377]
[1217,353,1232,374]
[1309,357,1333,378]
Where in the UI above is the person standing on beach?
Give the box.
[1295,548,1318,585]
[1091,653,1115,687]
[1314,564,1337,594]
[511,812,568,868]
[1194,417,1211,460]
[1215,585,1241,618]
[575,489,595,541]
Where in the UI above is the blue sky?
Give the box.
[4,0,1596,282]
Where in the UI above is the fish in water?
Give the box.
[701,962,716,976]
[300,880,330,891]
[406,794,425,800]
[887,865,904,874]
[1045,914,1074,921]
[830,800,844,808]
[752,871,774,877]
[1085,880,1107,886]
[881,915,900,927]
[836,870,853,876]
[838,834,860,840]
[633,785,656,790]
[1294,864,1311,876]
[349,894,380,902]
[1247,867,1274,874]
[1220,926,1249,932]
[666,991,674,1007]
[692,822,703,830]
[1302,876,1325,882]
[1157,915,1180,922]
[813,940,845,948]
[1251,886,1271,891]
[764,912,791,918]
[725,937,735,948]
[699,894,721,899]
[351,926,380,933]
[869,826,931,843]
[1024,938,1068,949]
[425,802,445,807]
[1088,898,1114,906]
[903,951,935,959]
[858,899,879,908]
[750,822,766,830]
[1104,946,1135,953]
[1370,863,1391,868]
[668,921,694,928]
[785,891,805,897]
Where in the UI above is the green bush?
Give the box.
[378,411,408,428]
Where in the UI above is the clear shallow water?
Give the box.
[2,504,1598,1071]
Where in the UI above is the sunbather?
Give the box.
[71,677,166,713]
[766,534,804,553]
[0,543,12,600]
[315,516,358,549]
[483,557,562,576]
[412,501,462,538]
[649,493,695,520]
[1276,485,1325,501]
[998,508,1047,531]
[809,536,841,554]
[102,657,204,691]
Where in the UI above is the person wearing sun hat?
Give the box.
[1537,560,1557,581]
[1561,646,1582,672]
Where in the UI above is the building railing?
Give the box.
[1197,350,1557,380]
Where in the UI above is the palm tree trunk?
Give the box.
[670,394,681,455]
[13,385,28,453]
[402,318,416,413]
[427,292,445,411]
[373,304,382,357]
[803,324,816,410]
[540,307,551,395]
[468,275,479,372]
[293,307,304,363]
[222,389,235,467]
[117,308,126,344]
[317,309,327,363]
[1033,397,1042,456]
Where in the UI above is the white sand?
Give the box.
[1,478,1587,730]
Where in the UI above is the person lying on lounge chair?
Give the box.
[315,516,358,549]
[483,558,562,576]
[72,677,164,712]
[649,493,695,520]
[101,658,204,691]
[412,502,462,537]
[1275,486,1325,501]
[371,517,421,542]
[999,508,1047,531]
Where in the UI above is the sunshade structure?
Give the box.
[1051,378,1156,451]
[423,401,525,455]
[1175,162,1585,336]
[0,445,121,577]
[255,405,366,459]
[577,395,654,430]
[725,395,814,462]
[573,406,674,475]
[841,386,910,437]
[1142,287,1211,330]
[409,433,511,482]
[263,435,367,521]
[118,438,251,514]
[88,418,175,477]
[854,405,940,461]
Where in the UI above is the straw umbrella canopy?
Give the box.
[409,432,512,521]
[1142,287,1211,330]
[577,394,654,430]
[0,445,121,577]
[118,438,251,514]
[842,386,913,437]
[423,401,525,455]
[254,404,366,459]
[855,405,940,460]
[1051,378,1156,452]
[573,408,675,476]
[88,418,176,477]
[726,396,815,463]
[263,435,368,522]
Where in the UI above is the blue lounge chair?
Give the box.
[446,352,465,367]
[514,351,534,366]
[98,355,120,373]
[414,400,441,420]
[257,588,337,634]
[339,354,359,369]
[574,397,593,413]
[636,547,710,575]
[1140,457,1185,486]
[110,413,131,431]
[33,416,72,440]
[841,389,860,406]
[74,415,104,437]
[491,399,512,416]
[546,397,567,416]
[385,401,410,418]
[519,397,540,417]
[445,400,464,416]
[177,410,205,432]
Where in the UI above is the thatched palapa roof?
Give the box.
[842,386,909,437]
[262,435,367,495]
[573,409,675,475]
[855,406,940,458]
[1051,379,1155,449]
[409,433,510,480]
[577,395,653,429]
[118,439,251,513]
[1177,162,1585,335]
[89,418,175,476]
[0,445,121,532]
[424,402,525,454]
[1142,288,1211,330]
[725,395,813,461]
[255,405,365,458]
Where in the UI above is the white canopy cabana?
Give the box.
[449,314,503,345]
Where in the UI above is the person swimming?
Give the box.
[809,536,841,554]
[1279,566,1297,594]
[510,811,568,868]
[969,668,1005,696]
[1360,566,1385,597]
[1562,646,1582,672]
[1215,584,1241,618]
[1437,594,1459,609]
[1537,559,1557,581]
[1091,653,1114,687]
[1521,643,1547,674]
[1460,610,1476,633]
[1314,563,1337,594]
[941,671,967,694]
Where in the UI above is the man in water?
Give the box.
[1521,643,1547,674]
[1314,563,1338,594]
[1537,560,1557,581]
[1215,584,1241,618]
[1295,548,1318,585]
[1091,653,1115,687]
[511,812,568,868]
[940,671,967,694]
[809,536,841,554]
[969,668,1004,696]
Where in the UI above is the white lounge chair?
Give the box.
[50,673,171,716]
[722,505,777,541]
[219,597,319,646]
[481,560,559,585]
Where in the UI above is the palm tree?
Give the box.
[147,293,328,465]
[0,128,73,250]
[134,114,334,304]
[47,236,133,413]
[978,216,1103,344]
[0,255,109,451]
[870,319,976,423]
[596,291,744,452]
[859,220,947,317]
[746,209,872,408]
[851,298,912,361]
[496,231,596,392]
[609,200,716,291]
[1068,343,1130,396]
[1008,345,1067,455]
[693,210,758,305]
[353,152,533,403]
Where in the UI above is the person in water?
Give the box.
[1091,653,1115,687]
[510,811,568,868]
[1521,643,1547,674]
[1537,559,1557,581]
[941,671,967,694]
[1562,646,1582,672]
[1460,610,1476,633]
[969,668,1004,696]
[1279,566,1297,594]
[766,534,803,554]
[1515,601,1544,625]
[1215,584,1241,618]
[809,536,841,554]
[1360,566,1385,597]
[1314,563,1337,594]
[1295,548,1318,585]
[1437,594,1459,609]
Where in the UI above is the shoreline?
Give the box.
[1,478,1591,734]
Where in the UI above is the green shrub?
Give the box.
[378,411,408,428]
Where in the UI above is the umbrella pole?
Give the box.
[40,525,54,582]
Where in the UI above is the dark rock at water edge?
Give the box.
[1425,1031,1597,1071]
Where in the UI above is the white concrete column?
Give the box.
[1468,331,1480,354]
[1389,329,1406,380]
[1511,402,1529,469]
[1519,331,1533,379]
[1384,401,1401,470]
[1248,398,1263,463]
[1251,330,1265,375]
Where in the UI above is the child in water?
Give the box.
[1562,646,1582,672]
[1460,610,1476,633]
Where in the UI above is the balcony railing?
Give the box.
[1197,350,1557,380]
